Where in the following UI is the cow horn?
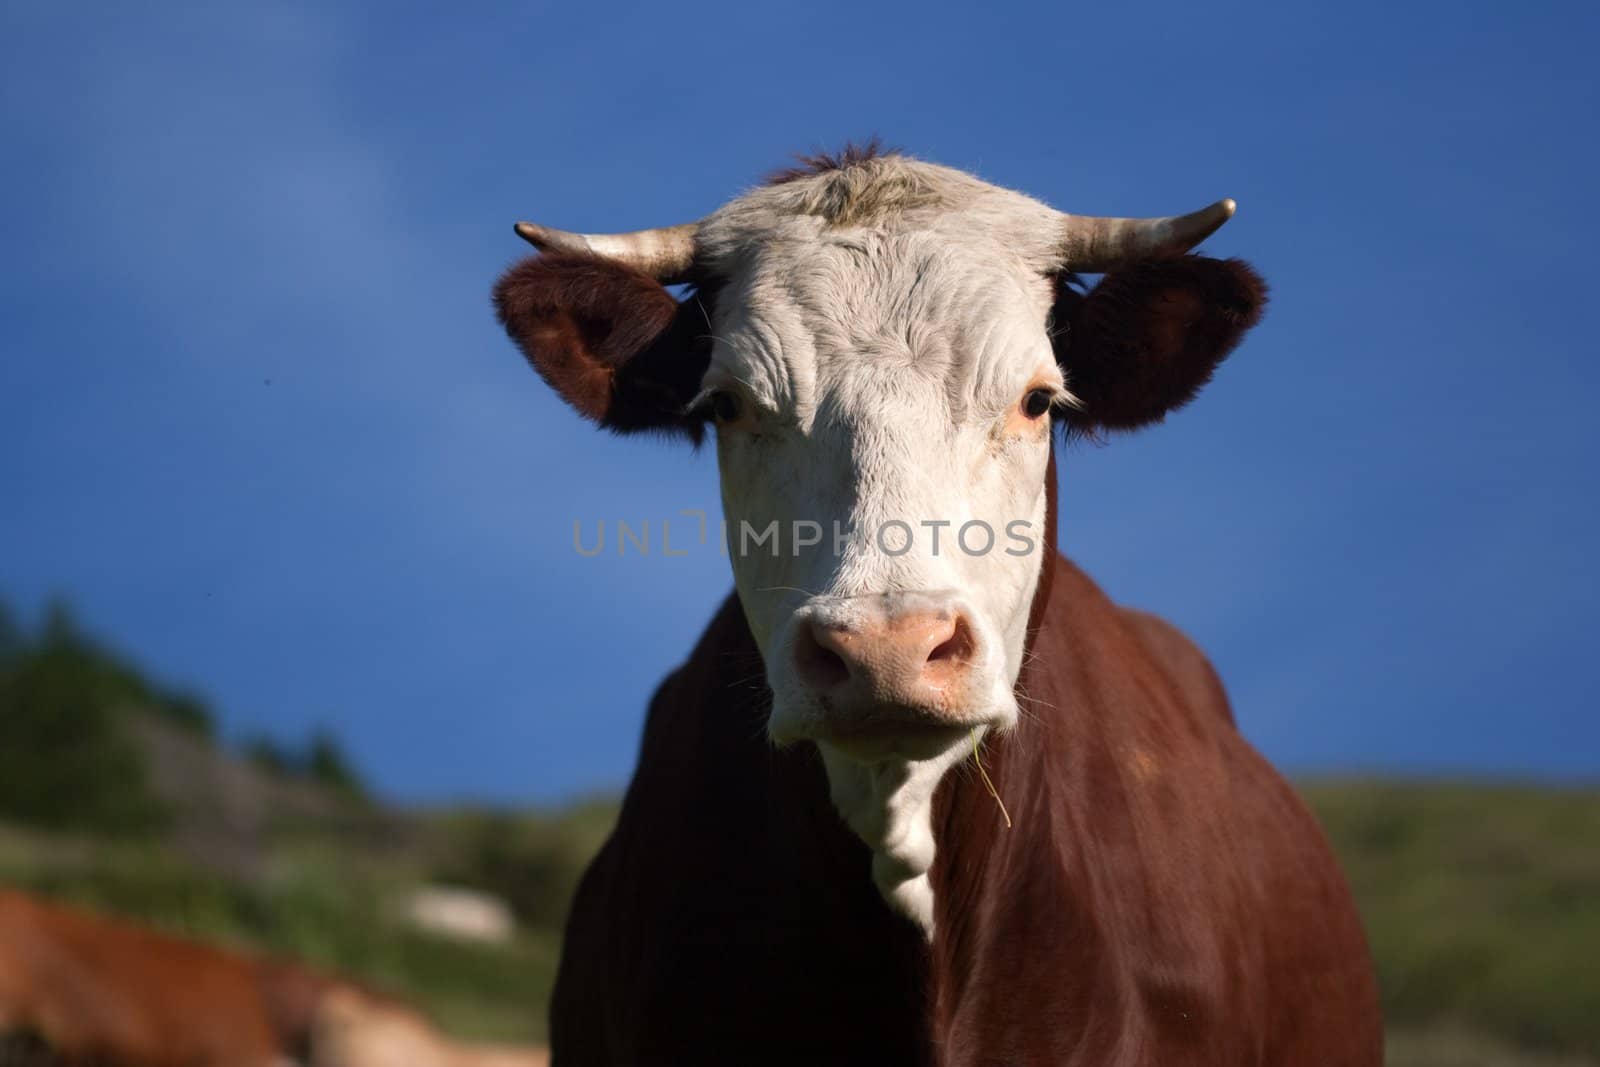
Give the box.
[512,220,701,284]
[1056,199,1236,272]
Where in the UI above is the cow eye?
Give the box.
[1021,389,1054,420]
[710,390,741,424]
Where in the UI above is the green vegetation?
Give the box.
[241,729,369,799]
[0,599,369,835]
[1305,781,1600,1061]
[429,801,617,929]
[5,601,216,740]
[0,605,170,837]
[1385,1027,1598,1067]
[0,821,556,1042]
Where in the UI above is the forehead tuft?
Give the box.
[760,145,948,228]
[763,139,897,188]
[697,151,1065,279]
[740,153,984,230]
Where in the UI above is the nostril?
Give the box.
[926,614,976,666]
[794,622,851,691]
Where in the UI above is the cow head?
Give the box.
[494,148,1265,929]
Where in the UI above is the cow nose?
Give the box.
[792,610,978,713]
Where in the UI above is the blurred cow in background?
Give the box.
[0,889,320,1066]
[0,889,546,1067]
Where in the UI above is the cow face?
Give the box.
[696,226,1061,766]
[494,150,1265,927]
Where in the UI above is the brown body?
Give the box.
[552,540,1381,1065]
[0,889,550,1067]
[0,888,324,1066]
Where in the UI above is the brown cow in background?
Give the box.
[0,889,547,1067]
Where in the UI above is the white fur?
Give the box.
[698,158,1063,931]
[819,737,975,931]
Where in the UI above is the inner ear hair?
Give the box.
[493,253,715,440]
[1051,255,1267,435]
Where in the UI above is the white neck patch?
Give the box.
[818,737,978,935]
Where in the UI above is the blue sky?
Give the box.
[3,1,1596,802]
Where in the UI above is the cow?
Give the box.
[0,888,325,1066]
[0,889,549,1067]
[493,145,1382,1066]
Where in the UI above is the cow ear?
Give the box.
[492,253,712,440]
[1051,256,1267,434]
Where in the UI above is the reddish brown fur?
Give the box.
[0,891,551,1066]
[0,889,334,1065]
[492,254,713,440]
[1054,256,1267,434]
[1119,607,1236,727]
[928,552,1380,1064]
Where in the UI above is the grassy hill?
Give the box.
[1304,781,1600,1065]
[4,782,1596,1061]
[1,598,1595,1061]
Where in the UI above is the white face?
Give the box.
[705,228,1063,760]
[688,157,1083,929]
[492,151,1241,934]
[501,152,1246,931]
